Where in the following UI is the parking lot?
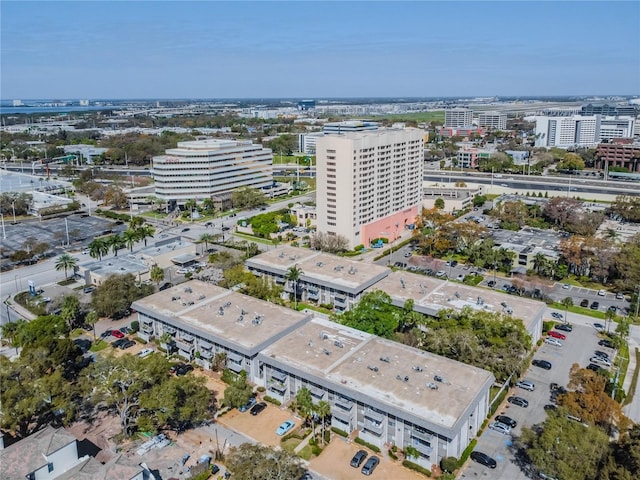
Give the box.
[461,321,617,479]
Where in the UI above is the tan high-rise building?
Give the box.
[316,128,424,249]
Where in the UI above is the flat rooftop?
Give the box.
[371,271,545,333]
[132,280,310,354]
[491,226,564,251]
[81,255,148,276]
[261,317,494,430]
[247,246,390,294]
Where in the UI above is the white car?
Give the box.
[138,348,154,358]
[489,421,511,435]
[436,271,446,277]
[597,289,606,296]
[516,379,536,391]
[544,337,563,347]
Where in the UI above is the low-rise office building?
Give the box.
[258,316,494,468]
[132,282,312,371]
[423,185,484,213]
[370,271,544,343]
[244,247,390,311]
[131,280,494,470]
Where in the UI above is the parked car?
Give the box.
[594,322,605,331]
[590,302,600,310]
[138,348,154,358]
[508,396,529,408]
[551,312,563,320]
[580,299,589,308]
[119,326,131,334]
[111,330,125,339]
[361,456,380,476]
[586,363,605,373]
[544,404,558,411]
[350,450,368,468]
[487,280,496,287]
[533,359,553,370]
[489,421,511,435]
[436,270,446,277]
[594,350,610,360]
[544,338,563,347]
[238,397,257,413]
[495,415,517,428]
[555,323,573,332]
[616,292,625,300]
[456,274,465,281]
[598,339,615,348]
[119,340,136,350]
[176,365,194,376]
[470,451,497,469]
[83,286,96,294]
[250,402,267,416]
[516,379,536,391]
[276,420,295,436]
[169,363,185,374]
[589,356,612,367]
[547,331,566,340]
[112,338,128,348]
[597,289,606,296]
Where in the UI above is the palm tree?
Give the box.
[107,233,124,256]
[85,310,99,340]
[122,229,138,252]
[202,197,215,215]
[286,265,303,310]
[560,296,573,324]
[136,224,156,247]
[129,216,144,229]
[88,237,109,260]
[315,400,331,445]
[532,253,546,275]
[150,264,164,288]
[54,253,78,280]
[199,233,215,255]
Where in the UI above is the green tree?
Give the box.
[225,443,306,480]
[60,294,80,328]
[122,228,138,252]
[223,371,253,409]
[88,237,109,260]
[198,233,216,254]
[599,424,640,480]
[557,152,585,171]
[85,310,99,340]
[335,291,400,338]
[91,273,154,318]
[135,224,156,247]
[295,387,314,433]
[286,264,303,310]
[150,264,165,288]
[54,253,78,280]
[561,297,573,324]
[434,198,445,209]
[519,413,609,480]
[107,233,124,256]
[315,400,331,445]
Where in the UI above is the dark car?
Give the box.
[361,456,380,476]
[181,228,190,232]
[590,301,600,310]
[495,415,517,428]
[555,323,573,332]
[211,464,220,474]
[112,338,128,348]
[533,359,553,370]
[119,340,135,350]
[222,226,230,231]
[598,339,615,348]
[250,402,267,416]
[470,451,497,469]
[580,299,589,307]
[176,365,194,376]
[169,363,186,374]
[508,396,529,408]
[450,260,458,267]
[544,404,558,411]
[587,363,605,373]
[119,326,132,334]
[487,280,496,288]
[350,450,368,468]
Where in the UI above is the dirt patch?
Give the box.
[310,438,425,480]
[218,404,297,447]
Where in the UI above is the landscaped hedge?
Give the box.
[331,427,348,438]
[354,437,381,453]
[458,439,477,467]
[402,460,431,477]
[263,395,281,406]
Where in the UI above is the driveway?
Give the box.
[218,403,296,448]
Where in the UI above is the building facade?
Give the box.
[457,147,492,169]
[152,139,273,208]
[535,115,636,148]
[596,139,640,172]
[444,108,473,128]
[477,111,507,130]
[315,128,424,249]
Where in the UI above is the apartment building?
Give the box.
[444,108,473,128]
[152,139,272,208]
[535,115,636,148]
[131,280,494,470]
[477,111,507,130]
[457,146,492,168]
[316,128,424,249]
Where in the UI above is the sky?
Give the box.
[1,0,639,100]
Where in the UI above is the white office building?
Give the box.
[152,139,272,207]
[534,115,636,148]
[444,108,473,128]
[316,128,424,249]
[477,111,507,130]
[298,132,324,154]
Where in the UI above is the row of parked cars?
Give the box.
[350,450,380,475]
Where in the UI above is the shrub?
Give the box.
[440,456,458,473]
[388,449,398,460]
[354,244,364,251]
[257,386,266,393]
[308,438,318,446]
[263,395,281,406]
[331,427,348,437]
[131,320,139,332]
[133,337,147,344]
[542,320,555,333]
[402,460,431,476]
[311,445,322,456]
[354,437,381,453]
[458,439,477,467]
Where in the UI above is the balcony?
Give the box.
[411,440,433,457]
[364,408,385,423]
[410,429,433,443]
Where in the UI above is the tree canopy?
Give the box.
[91,273,155,318]
[225,443,306,480]
[335,291,400,338]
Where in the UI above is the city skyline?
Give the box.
[1,1,639,100]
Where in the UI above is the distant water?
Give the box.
[1,105,124,115]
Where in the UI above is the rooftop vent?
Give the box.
[316,261,324,267]
[396,375,409,383]
[412,365,423,372]
[198,295,205,300]
[348,266,357,275]
[419,283,426,294]
[400,278,406,289]
[237,315,244,322]
[426,382,439,390]
[323,349,331,356]
[334,341,344,348]
[320,331,329,340]
[279,252,285,258]
[367,365,379,372]
[455,292,460,299]
[476,297,484,305]
[334,265,343,271]
[218,307,224,316]
[224,302,231,308]
[434,375,447,383]
[184,287,192,293]
[380,356,390,363]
